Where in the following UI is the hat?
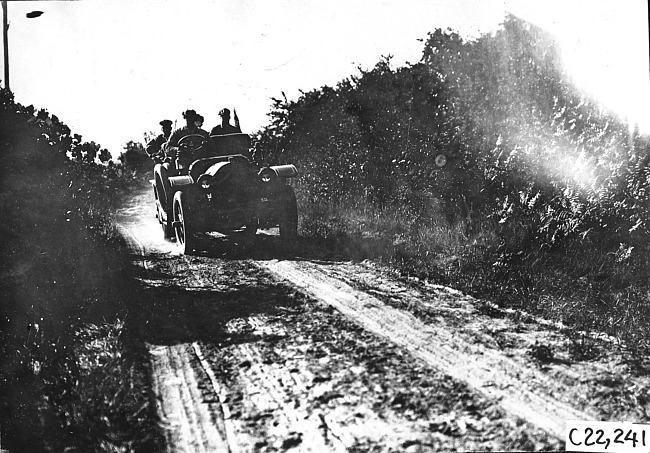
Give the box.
[218,108,231,117]
[182,109,197,120]
[160,119,172,127]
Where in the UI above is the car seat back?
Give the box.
[210,133,252,159]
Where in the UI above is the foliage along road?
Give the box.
[115,184,649,452]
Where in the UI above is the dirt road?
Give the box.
[116,185,650,452]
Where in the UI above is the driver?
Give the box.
[164,109,212,167]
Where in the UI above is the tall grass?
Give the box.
[41,319,162,452]
[298,195,650,352]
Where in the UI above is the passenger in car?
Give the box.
[194,114,205,129]
[210,108,242,136]
[145,119,173,163]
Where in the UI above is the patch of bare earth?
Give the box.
[258,260,650,429]
[128,246,558,451]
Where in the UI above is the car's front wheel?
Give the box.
[154,164,173,239]
[173,191,195,255]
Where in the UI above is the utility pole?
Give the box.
[2,0,8,91]
[1,2,44,92]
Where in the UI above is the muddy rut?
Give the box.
[115,185,649,452]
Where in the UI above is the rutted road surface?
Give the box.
[116,185,650,452]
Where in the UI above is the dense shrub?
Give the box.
[0,88,158,451]
[0,88,127,344]
[257,15,650,344]
[259,14,649,254]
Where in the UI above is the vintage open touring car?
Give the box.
[152,133,298,254]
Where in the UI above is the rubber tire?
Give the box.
[279,186,298,243]
[153,183,160,219]
[154,164,173,239]
[173,191,195,255]
[153,183,172,237]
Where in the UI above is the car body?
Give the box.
[152,133,298,254]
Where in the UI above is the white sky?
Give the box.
[3,0,649,157]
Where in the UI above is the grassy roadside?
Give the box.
[297,197,650,354]
[0,182,164,453]
[0,85,163,452]
[41,317,162,452]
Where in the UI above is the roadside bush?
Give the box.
[0,88,160,452]
[257,15,650,348]
[0,88,126,344]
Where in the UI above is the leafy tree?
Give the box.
[118,140,149,174]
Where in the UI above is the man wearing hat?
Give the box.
[145,119,173,164]
[210,108,242,136]
[194,114,205,129]
[164,109,212,171]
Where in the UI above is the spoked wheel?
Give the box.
[279,186,298,244]
[154,164,173,239]
[173,191,195,255]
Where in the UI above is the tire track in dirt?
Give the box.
[149,344,230,452]
[197,299,559,451]
[119,222,234,452]
[197,316,405,452]
[319,261,650,424]
[256,259,594,440]
[221,342,335,451]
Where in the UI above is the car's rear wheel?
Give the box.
[153,184,159,219]
[279,186,298,243]
[173,191,195,255]
[154,164,173,239]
